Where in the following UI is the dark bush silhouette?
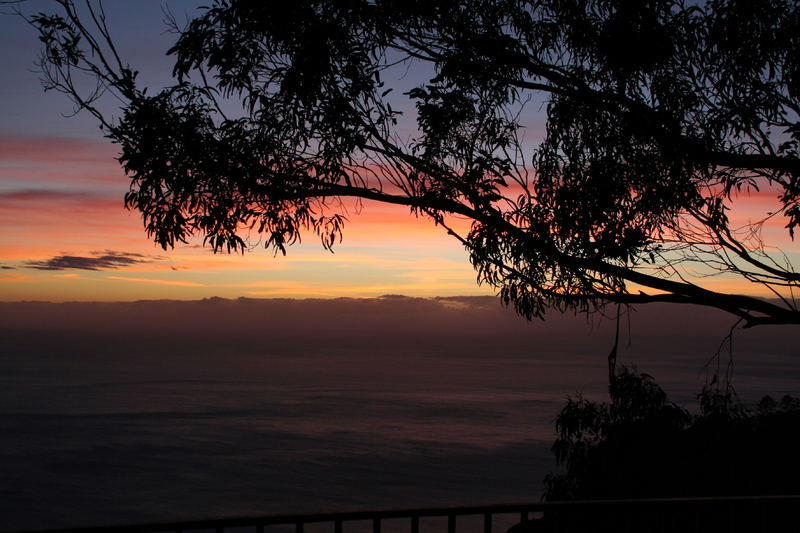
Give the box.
[537,366,800,531]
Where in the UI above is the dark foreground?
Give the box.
[9,496,800,533]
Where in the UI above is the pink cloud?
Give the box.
[0,134,118,165]
[0,189,115,204]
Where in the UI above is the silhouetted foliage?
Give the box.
[533,367,800,531]
[24,0,800,325]
[545,366,800,502]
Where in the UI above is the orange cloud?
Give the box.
[244,280,486,297]
[104,275,206,287]
[0,275,29,283]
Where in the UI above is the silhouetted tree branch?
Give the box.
[24,0,800,326]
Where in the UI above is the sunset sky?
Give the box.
[0,1,497,302]
[0,1,796,303]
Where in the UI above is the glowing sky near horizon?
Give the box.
[0,1,797,302]
[0,129,490,301]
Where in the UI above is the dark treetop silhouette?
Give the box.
[27,0,800,326]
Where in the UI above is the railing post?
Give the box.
[373,517,381,533]
[297,520,305,533]
[335,519,343,533]
[552,507,560,533]
[447,514,456,533]
[411,515,419,533]
[520,511,528,523]
[483,513,492,533]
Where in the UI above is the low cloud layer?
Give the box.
[25,250,159,271]
[1,296,797,407]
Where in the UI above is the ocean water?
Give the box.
[1,297,798,531]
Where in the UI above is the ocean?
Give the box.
[1,297,798,531]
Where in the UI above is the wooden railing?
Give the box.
[9,495,800,533]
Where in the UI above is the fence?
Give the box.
[9,496,800,533]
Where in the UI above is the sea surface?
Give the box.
[1,297,798,531]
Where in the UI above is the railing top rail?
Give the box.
[9,495,800,533]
